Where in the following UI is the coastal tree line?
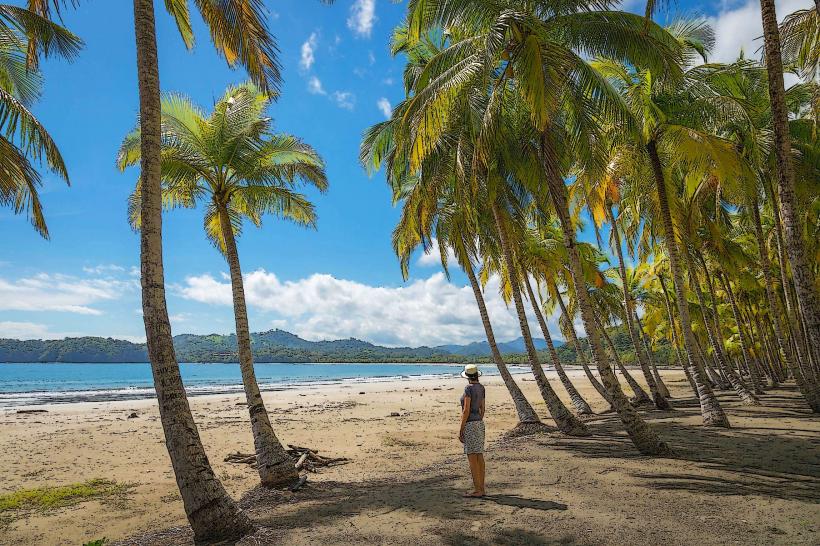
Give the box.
[2,0,818,542]
[0,323,670,364]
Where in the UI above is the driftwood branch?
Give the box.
[224,446,351,474]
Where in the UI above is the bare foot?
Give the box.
[463,491,484,498]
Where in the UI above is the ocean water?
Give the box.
[0,362,506,408]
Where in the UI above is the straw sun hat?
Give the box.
[460,364,483,378]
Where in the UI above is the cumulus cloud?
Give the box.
[300,32,318,71]
[0,273,135,315]
[376,97,391,118]
[347,0,376,38]
[332,91,355,110]
[307,75,326,95]
[416,239,458,267]
[708,0,812,63]
[176,269,568,347]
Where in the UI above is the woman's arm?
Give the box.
[459,394,471,443]
[479,397,485,419]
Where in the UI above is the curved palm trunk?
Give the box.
[491,203,588,435]
[659,274,699,396]
[218,206,296,486]
[606,205,670,409]
[595,314,653,404]
[463,260,541,424]
[552,283,616,405]
[686,255,759,405]
[752,198,820,409]
[523,276,593,415]
[132,0,253,541]
[633,312,672,399]
[647,139,729,427]
[691,335,718,387]
[717,271,765,395]
[543,160,670,455]
[760,0,820,375]
[767,178,813,374]
[741,303,777,387]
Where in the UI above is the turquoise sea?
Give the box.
[0,362,510,408]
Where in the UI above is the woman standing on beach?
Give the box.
[459,364,486,497]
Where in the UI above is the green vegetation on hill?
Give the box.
[0,325,674,366]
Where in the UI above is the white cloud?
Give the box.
[82,264,125,275]
[376,97,391,118]
[0,321,62,340]
[0,320,146,342]
[347,0,376,38]
[708,0,812,63]
[0,273,135,315]
[368,51,376,65]
[307,75,326,95]
[416,239,458,267]
[176,269,569,347]
[382,77,394,86]
[300,32,318,71]
[332,91,355,110]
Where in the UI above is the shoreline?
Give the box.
[0,364,595,409]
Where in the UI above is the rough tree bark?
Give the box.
[218,205,297,486]
[759,0,820,377]
[133,0,254,540]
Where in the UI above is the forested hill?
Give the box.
[0,327,673,366]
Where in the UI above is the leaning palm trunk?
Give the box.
[647,139,729,427]
[633,312,672,399]
[752,198,820,410]
[218,206,297,486]
[766,179,813,375]
[686,256,759,405]
[552,282,616,406]
[491,203,588,435]
[132,0,253,540]
[463,260,542,424]
[659,274,699,396]
[594,314,653,404]
[523,276,593,415]
[760,0,820,376]
[607,205,670,409]
[543,162,670,455]
[717,271,765,395]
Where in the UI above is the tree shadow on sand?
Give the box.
[440,528,576,545]
[546,385,820,503]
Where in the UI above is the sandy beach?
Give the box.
[1,369,818,545]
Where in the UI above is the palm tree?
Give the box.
[362,32,544,430]
[519,232,594,415]
[0,5,81,236]
[758,0,820,385]
[118,83,327,486]
[593,20,735,427]
[399,0,679,455]
[573,144,671,409]
[30,0,286,539]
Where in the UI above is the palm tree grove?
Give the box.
[0,0,817,544]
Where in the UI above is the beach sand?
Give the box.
[1,369,818,545]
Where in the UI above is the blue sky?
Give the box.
[0,0,811,347]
